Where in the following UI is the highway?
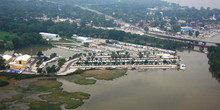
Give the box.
[78,6,220,45]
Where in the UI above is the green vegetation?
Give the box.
[207,46,220,80]
[63,75,96,85]
[50,53,57,59]
[0,56,5,70]
[74,78,96,85]
[0,80,9,87]
[82,69,127,80]
[0,103,6,109]
[46,65,59,73]
[1,94,24,103]
[0,0,190,50]
[37,51,44,57]
[0,72,42,80]
[58,58,66,67]
[29,101,61,110]
[0,80,90,110]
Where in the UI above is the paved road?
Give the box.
[71,65,177,69]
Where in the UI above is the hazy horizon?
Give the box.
[164,0,220,9]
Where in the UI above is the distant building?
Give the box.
[2,55,12,64]
[9,54,31,70]
[156,54,172,59]
[39,32,60,38]
[76,36,92,43]
[181,27,193,32]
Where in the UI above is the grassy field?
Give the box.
[63,75,96,85]
[82,69,127,80]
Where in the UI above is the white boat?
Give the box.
[180,64,185,70]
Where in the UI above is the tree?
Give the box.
[83,43,89,47]
[163,60,168,64]
[195,31,200,37]
[172,24,181,33]
[50,53,57,59]
[37,51,43,57]
[37,68,42,73]
[0,56,6,70]
[58,58,66,67]
[144,27,149,32]
[144,60,148,64]
[189,30,193,36]
[84,60,89,65]
[138,52,144,59]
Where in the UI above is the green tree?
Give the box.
[37,51,44,57]
[144,27,149,32]
[189,30,193,36]
[138,52,144,59]
[0,56,6,70]
[195,31,200,37]
[172,24,181,33]
[58,58,66,67]
[50,53,57,59]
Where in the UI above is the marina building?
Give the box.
[9,55,31,70]
[2,55,12,64]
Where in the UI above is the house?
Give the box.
[2,55,12,64]
[9,55,31,69]
[181,27,193,32]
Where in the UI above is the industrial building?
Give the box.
[2,55,12,64]
[76,36,92,43]
[9,54,31,70]
[39,32,60,38]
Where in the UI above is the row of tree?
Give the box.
[207,46,220,81]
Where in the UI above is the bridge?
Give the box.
[147,32,220,47]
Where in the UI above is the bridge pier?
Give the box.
[202,42,206,46]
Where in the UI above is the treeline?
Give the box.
[207,46,220,80]
[0,15,188,50]
[0,0,116,27]
[89,0,220,25]
[0,17,49,49]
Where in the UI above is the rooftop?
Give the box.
[15,55,31,62]
[2,55,12,61]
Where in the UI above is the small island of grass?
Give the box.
[81,69,127,80]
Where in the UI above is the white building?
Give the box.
[2,55,12,64]
[76,36,92,43]
[40,32,60,38]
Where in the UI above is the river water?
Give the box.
[60,48,220,110]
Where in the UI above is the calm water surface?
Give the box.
[60,49,220,110]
